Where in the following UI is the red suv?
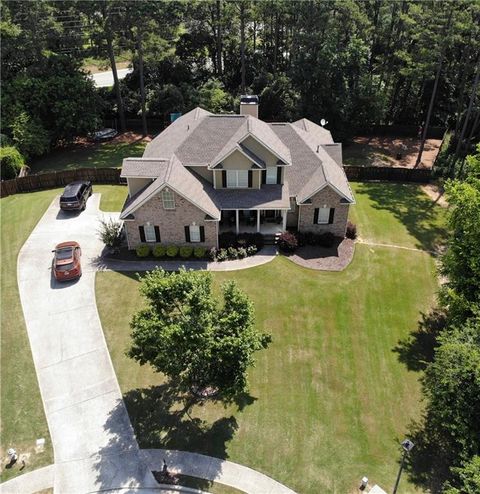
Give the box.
[52,242,82,281]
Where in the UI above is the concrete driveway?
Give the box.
[90,68,132,88]
[14,194,296,494]
[17,194,157,493]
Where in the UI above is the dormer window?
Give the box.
[226,170,249,188]
[266,166,277,184]
[162,188,175,209]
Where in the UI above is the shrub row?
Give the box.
[209,245,258,262]
[135,244,207,259]
[218,231,265,250]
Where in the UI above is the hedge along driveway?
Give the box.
[0,185,127,482]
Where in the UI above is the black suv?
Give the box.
[59,181,92,211]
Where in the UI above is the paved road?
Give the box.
[90,68,132,88]
[14,194,296,494]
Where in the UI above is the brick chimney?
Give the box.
[240,95,259,119]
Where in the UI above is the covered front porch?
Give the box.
[219,209,287,234]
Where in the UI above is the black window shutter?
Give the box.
[262,170,266,184]
[248,170,252,187]
[222,170,227,187]
[184,226,191,242]
[139,226,146,242]
[313,208,319,224]
[200,226,205,242]
[277,167,282,184]
[154,226,161,242]
[328,208,335,224]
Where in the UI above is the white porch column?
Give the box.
[282,210,287,230]
[236,209,240,234]
[257,210,261,232]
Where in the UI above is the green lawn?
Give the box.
[29,139,147,174]
[0,186,126,482]
[96,183,446,493]
[350,182,448,252]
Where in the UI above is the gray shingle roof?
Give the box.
[121,107,354,219]
[121,158,170,178]
[212,184,290,209]
[120,156,220,220]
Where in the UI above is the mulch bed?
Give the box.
[285,238,355,271]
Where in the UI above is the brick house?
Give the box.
[120,96,355,249]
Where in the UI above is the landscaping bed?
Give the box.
[285,237,355,271]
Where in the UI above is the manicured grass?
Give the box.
[350,182,448,252]
[0,186,126,481]
[29,139,147,174]
[96,184,445,493]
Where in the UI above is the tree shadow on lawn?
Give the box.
[392,309,449,493]
[355,182,448,253]
[94,383,254,491]
[124,383,243,459]
[392,308,445,372]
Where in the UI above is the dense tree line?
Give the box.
[406,146,480,492]
[1,0,479,171]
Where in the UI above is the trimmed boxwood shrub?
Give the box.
[227,246,238,260]
[216,248,228,261]
[346,221,357,239]
[166,245,179,258]
[179,246,193,258]
[278,231,298,253]
[237,247,247,259]
[194,247,206,258]
[136,245,150,257]
[153,245,167,257]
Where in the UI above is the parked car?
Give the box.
[90,128,118,142]
[59,181,92,211]
[52,241,82,281]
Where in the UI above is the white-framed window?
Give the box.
[189,225,201,242]
[317,207,330,224]
[162,188,175,209]
[144,224,156,242]
[266,166,277,184]
[226,170,249,188]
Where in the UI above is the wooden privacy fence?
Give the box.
[344,166,431,183]
[1,165,431,198]
[0,168,123,198]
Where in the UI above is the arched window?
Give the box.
[162,188,175,209]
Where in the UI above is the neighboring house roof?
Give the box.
[120,156,221,220]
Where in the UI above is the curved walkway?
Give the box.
[94,246,277,273]
[0,465,54,494]
[11,194,295,494]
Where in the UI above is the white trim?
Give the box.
[239,132,292,166]
[299,183,354,205]
[208,144,265,170]
[213,170,217,188]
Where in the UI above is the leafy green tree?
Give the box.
[146,84,185,119]
[444,456,480,494]
[128,268,271,399]
[12,112,49,158]
[440,145,480,324]
[198,78,231,113]
[0,146,25,179]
